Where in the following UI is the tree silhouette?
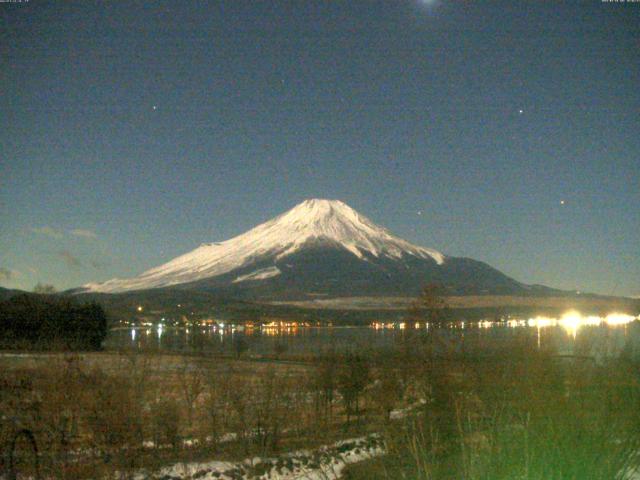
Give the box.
[33,282,56,294]
[0,294,108,349]
[338,352,370,425]
[408,283,448,325]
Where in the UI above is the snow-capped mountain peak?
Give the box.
[269,199,444,262]
[83,199,445,293]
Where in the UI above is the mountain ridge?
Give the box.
[80,199,544,299]
[83,199,446,294]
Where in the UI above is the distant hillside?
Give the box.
[0,286,26,301]
[74,287,639,326]
[271,294,639,313]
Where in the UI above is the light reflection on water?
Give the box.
[106,311,640,359]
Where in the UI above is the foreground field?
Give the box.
[0,350,381,479]
[2,329,640,479]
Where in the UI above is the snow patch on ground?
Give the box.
[133,434,384,480]
[390,398,427,420]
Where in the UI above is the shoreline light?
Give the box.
[370,311,638,333]
[604,313,636,326]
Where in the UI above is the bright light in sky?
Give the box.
[417,0,439,9]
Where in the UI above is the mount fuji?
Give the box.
[81,199,537,299]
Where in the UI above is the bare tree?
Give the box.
[233,336,249,359]
[370,365,404,421]
[314,353,338,424]
[178,359,205,427]
[408,283,448,325]
[338,353,370,426]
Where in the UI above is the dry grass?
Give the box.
[0,350,384,479]
[345,340,640,480]
[0,352,323,479]
[4,335,640,479]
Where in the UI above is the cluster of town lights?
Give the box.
[128,311,636,343]
[372,311,638,335]
[526,311,637,337]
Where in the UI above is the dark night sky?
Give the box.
[1,0,638,296]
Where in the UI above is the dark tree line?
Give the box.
[0,294,108,350]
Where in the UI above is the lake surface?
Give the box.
[105,312,640,359]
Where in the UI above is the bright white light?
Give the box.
[604,313,636,326]
[435,311,640,339]
[507,320,526,328]
[416,0,440,11]
[559,311,583,338]
[527,317,555,328]
[556,311,601,337]
[581,316,602,327]
[131,329,136,341]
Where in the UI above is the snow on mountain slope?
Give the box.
[83,199,445,293]
[232,266,281,283]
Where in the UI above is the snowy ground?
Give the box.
[132,435,384,480]
[132,395,427,478]
[389,398,427,420]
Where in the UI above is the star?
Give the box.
[152,105,158,111]
[560,200,565,205]
[417,210,423,216]
[518,109,524,114]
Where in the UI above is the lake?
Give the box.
[105,311,640,360]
